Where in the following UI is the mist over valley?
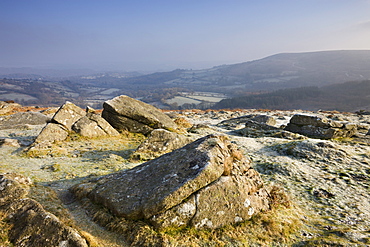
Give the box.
[2,50,370,112]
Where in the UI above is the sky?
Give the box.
[1,0,370,71]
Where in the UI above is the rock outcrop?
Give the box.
[218,114,276,129]
[30,102,86,147]
[250,114,277,126]
[72,112,120,138]
[0,173,88,247]
[0,112,51,130]
[102,95,178,135]
[29,102,119,149]
[73,134,271,230]
[0,101,21,115]
[51,101,86,131]
[237,120,306,140]
[33,123,69,146]
[131,128,192,160]
[285,114,357,139]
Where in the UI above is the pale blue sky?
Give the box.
[1,0,370,71]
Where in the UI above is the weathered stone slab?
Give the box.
[288,114,330,128]
[72,112,119,138]
[33,123,69,145]
[236,120,306,140]
[7,198,88,247]
[89,135,229,220]
[189,174,269,229]
[285,114,357,139]
[52,101,86,131]
[102,95,178,135]
[251,115,276,126]
[131,128,192,160]
[82,134,271,230]
[0,174,88,247]
[217,114,276,128]
[0,112,51,130]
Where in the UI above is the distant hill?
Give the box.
[213,80,370,112]
[95,50,370,95]
[3,50,370,109]
[220,50,370,86]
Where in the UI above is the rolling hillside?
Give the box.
[213,80,370,112]
[2,50,370,109]
[102,50,370,94]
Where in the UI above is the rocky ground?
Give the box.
[1,105,370,246]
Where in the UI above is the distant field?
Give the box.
[0,93,37,101]
[166,96,201,106]
[189,95,226,102]
[100,88,120,95]
[166,92,227,107]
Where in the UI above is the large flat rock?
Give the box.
[81,134,271,229]
[89,135,228,220]
[102,95,178,135]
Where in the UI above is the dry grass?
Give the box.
[28,184,75,227]
[158,206,303,246]
[0,212,13,247]
[174,117,193,129]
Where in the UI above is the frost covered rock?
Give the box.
[28,102,119,150]
[72,112,119,138]
[28,102,85,147]
[32,123,69,145]
[131,128,192,160]
[237,120,306,140]
[0,112,51,130]
[218,114,276,128]
[251,115,277,126]
[77,134,270,229]
[51,101,86,131]
[285,114,357,139]
[102,95,178,135]
[7,199,88,247]
[0,174,88,247]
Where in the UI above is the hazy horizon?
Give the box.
[2,0,370,71]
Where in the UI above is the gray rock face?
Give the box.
[30,102,85,146]
[33,123,69,145]
[237,120,306,140]
[52,101,86,131]
[72,112,119,138]
[0,174,88,247]
[0,112,51,130]
[102,95,178,135]
[81,134,270,229]
[8,199,88,247]
[29,102,119,150]
[251,115,277,126]
[285,114,357,139]
[131,128,192,160]
[218,114,276,128]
